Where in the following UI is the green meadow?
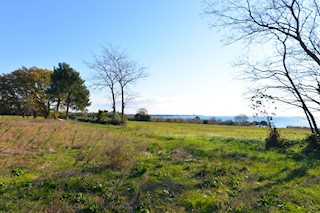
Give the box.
[0,116,319,212]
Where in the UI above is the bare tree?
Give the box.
[85,46,118,114]
[234,114,248,124]
[86,45,147,123]
[203,0,320,137]
[115,50,147,123]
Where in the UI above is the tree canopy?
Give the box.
[0,66,52,117]
[49,62,91,119]
[0,63,90,119]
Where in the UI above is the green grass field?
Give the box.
[0,116,319,212]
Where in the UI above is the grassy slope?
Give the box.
[0,116,319,212]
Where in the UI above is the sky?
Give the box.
[0,0,276,116]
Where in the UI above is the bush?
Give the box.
[76,112,123,126]
[58,111,66,119]
[49,111,60,119]
[265,128,283,149]
[104,137,134,170]
[68,113,78,120]
[111,112,123,125]
[97,110,108,123]
[133,108,151,122]
[134,113,151,121]
[306,133,320,149]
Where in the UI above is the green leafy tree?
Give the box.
[47,65,66,112]
[49,63,90,119]
[0,67,52,117]
[0,73,20,115]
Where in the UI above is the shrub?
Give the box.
[11,168,24,177]
[134,114,151,121]
[68,113,78,120]
[222,120,235,125]
[97,110,107,123]
[49,111,60,119]
[265,128,283,149]
[58,111,66,119]
[134,108,151,122]
[104,137,135,170]
[306,133,320,149]
[111,113,123,125]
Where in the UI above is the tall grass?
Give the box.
[0,116,319,212]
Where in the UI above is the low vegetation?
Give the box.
[0,116,319,212]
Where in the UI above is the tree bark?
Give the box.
[56,98,61,112]
[46,100,50,118]
[121,85,125,123]
[281,38,320,136]
[111,85,116,114]
[65,95,70,120]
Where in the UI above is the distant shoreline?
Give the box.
[147,114,309,128]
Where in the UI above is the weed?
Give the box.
[42,180,58,190]
[63,192,87,204]
[104,136,135,170]
[129,165,148,178]
[84,201,99,213]
[11,167,24,176]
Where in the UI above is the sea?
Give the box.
[150,115,310,128]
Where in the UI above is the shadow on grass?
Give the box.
[255,143,320,192]
[292,143,320,161]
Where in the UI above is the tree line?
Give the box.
[0,63,90,119]
[0,45,147,123]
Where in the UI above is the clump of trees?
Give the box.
[48,63,90,119]
[234,114,249,125]
[133,108,151,121]
[0,63,90,119]
[86,44,147,123]
[0,66,52,118]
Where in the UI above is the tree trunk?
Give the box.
[56,98,61,112]
[111,86,116,114]
[65,95,70,120]
[46,100,50,118]
[286,70,318,134]
[281,38,319,136]
[66,103,69,119]
[305,107,320,136]
[303,107,313,133]
[121,86,125,123]
[286,73,319,136]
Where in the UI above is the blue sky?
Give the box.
[0,0,256,116]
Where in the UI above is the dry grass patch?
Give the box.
[0,117,137,178]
